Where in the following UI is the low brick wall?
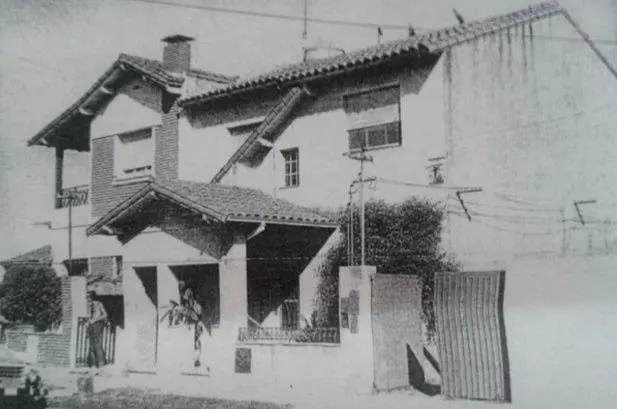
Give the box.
[37,333,71,367]
[6,331,28,353]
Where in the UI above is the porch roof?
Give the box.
[86,179,337,237]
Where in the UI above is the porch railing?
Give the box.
[56,184,89,209]
[238,326,340,344]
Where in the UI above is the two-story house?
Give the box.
[23,1,617,401]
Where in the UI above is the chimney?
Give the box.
[161,34,194,72]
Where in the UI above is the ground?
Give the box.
[49,388,291,409]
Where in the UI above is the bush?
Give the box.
[0,265,62,331]
[314,199,459,340]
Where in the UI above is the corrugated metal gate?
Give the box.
[371,274,423,391]
[434,270,511,402]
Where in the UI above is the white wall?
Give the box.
[442,15,617,266]
[91,78,162,140]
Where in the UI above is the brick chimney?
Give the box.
[161,34,194,72]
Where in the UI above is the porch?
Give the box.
[85,180,341,377]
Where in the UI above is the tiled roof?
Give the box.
[210,86,310,183]
[179,1,562,106]
[162,180,335,226]
[26,53,184,148]
[119,53,184,88]
[0,245,53,268]
[87,180,336,237]
[186,68,238,84]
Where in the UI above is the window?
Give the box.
[343,85,401,151]
[281,148,299,188]
[114,127,154,182]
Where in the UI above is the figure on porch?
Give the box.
[161,280,209,368]
[87,290,108,373]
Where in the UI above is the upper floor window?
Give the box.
[281,148,300,188]
[343,85,401,151]
[114,127,154,183]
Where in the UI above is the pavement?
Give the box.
[34,366,506,409]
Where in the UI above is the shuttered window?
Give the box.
[344,85,401,151]
[114,127,154,181]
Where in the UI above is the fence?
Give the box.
[75,317,116,367]
[434,270,510,402]
[56,184,89,209]
[238,326,339,344]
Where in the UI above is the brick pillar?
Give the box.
[66,276,87,368]
[339,266,376,394]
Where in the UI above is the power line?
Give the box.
[122,0,416,31]
[122,0,617,45]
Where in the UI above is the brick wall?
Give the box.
[89,256,115,278]
[35,277,79,367]
[90,135,149,217]
[90,81,180,216]
[155,98,180,183]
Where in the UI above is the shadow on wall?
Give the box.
[407,344,441,396]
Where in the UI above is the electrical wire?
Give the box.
[122,0,418,31]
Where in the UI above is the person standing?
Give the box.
[87,290,108,374]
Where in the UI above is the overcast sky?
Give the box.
[1,0,616,260]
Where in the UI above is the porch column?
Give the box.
[219,233,248,340]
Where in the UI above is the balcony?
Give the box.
[55,185,89,209]
[238,326,340,344]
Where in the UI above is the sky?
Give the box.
[1,0,617,260]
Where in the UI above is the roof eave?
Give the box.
[27,56,185,149]
[226,215,338,229]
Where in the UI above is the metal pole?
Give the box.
[68,192,73,275]
[360,151,366,266]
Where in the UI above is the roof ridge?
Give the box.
[179,1,563,106]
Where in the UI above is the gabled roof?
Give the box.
[86,179,336,237]
[26,53,185,149]
[210,85,311,183]
[179,1,563,106]
[0,245,53,268]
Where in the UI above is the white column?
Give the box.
[219,233,248,338]
[339,265,376,394]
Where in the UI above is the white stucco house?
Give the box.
[17,1,617,405]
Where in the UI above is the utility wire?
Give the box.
[122,0,617,45]
[122,0,417,31]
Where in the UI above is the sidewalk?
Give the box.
[39,366,502,409]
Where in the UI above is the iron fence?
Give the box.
[238,326,339,344]
[75,317,116,367]
[56,184,89,209]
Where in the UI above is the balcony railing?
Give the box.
[56,184,89,209]
[238,326,340,344]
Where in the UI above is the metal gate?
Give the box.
[75,317,116,367]
[434,270,511,402]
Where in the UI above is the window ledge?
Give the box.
[112,174,154,187]
[278,185,300,190]
[347,142,401,154]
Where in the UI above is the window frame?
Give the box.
[280,147,300,188]
[343,83,402,152]
[112,126,156,185]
